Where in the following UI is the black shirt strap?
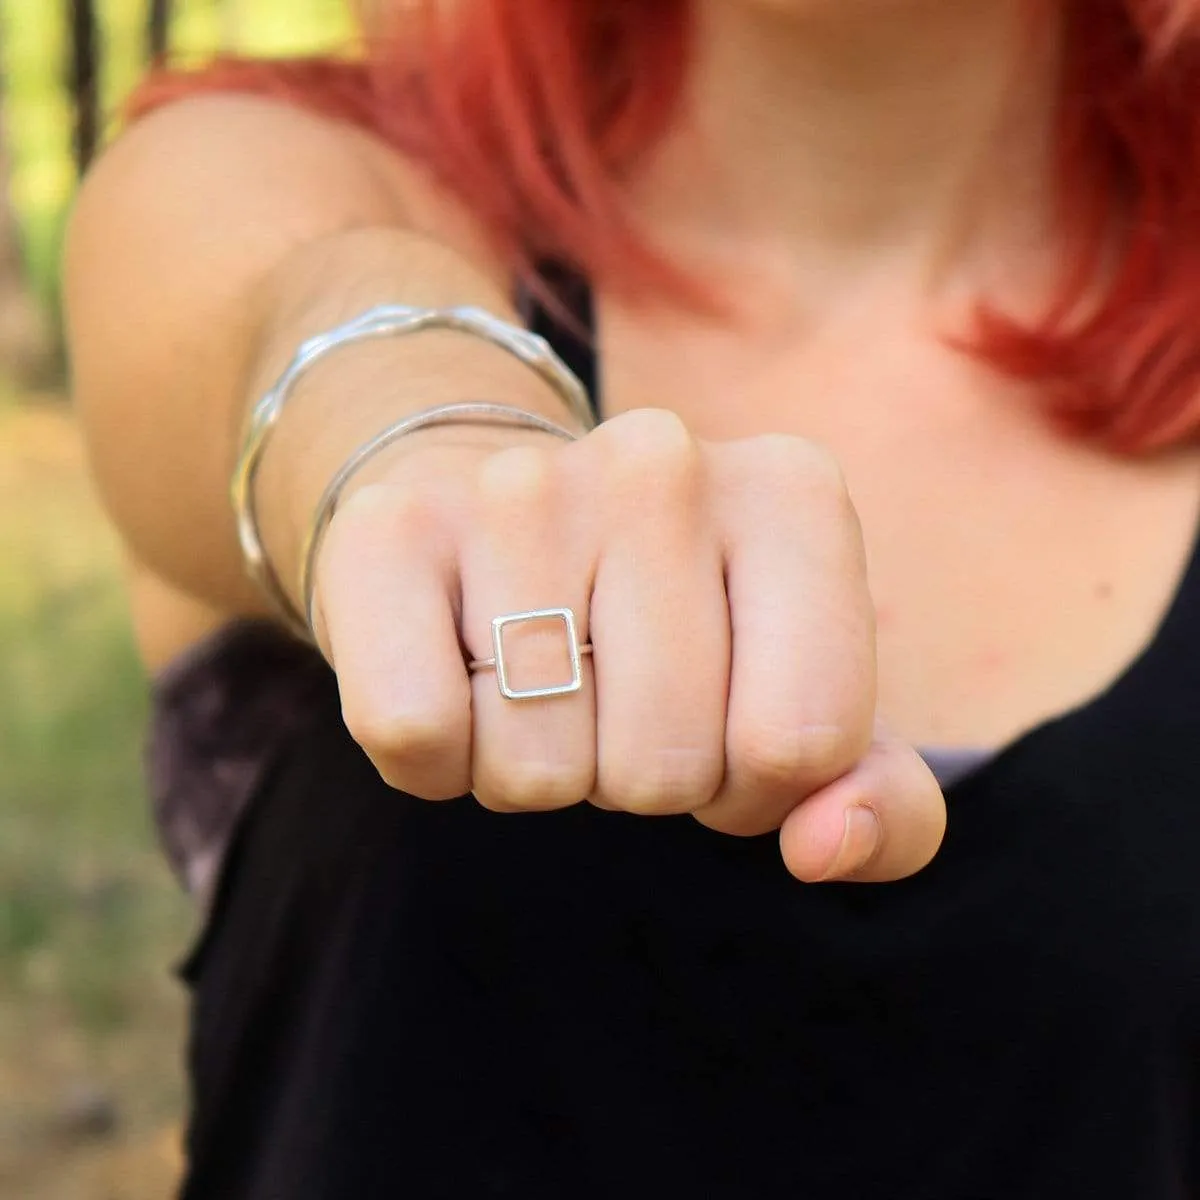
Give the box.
[518,266,600,424]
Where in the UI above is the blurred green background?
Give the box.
[0,3,353,1195]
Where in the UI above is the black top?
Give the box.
[157,282,1200,1200]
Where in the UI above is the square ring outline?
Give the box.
[491,607,584,701]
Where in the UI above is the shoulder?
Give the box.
[67,91,504,287]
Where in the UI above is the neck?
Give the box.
[626,0,1063,305]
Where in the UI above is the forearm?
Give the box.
[64,95,567,620]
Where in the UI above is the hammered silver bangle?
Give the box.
[299,401,583,638]
[230,304,595,635]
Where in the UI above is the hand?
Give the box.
[314,408,946,883]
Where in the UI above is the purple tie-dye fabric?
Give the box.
[147,619,329,906]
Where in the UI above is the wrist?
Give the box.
[246,326,585,629]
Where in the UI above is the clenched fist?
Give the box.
[314,408,946,883]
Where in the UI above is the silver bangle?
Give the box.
[231,304,596,635]
[300,401,583,638]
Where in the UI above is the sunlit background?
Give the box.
[0,4,353,1195]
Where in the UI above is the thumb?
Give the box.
[778,730,947,883]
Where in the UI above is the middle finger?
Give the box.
[588,419,729,815]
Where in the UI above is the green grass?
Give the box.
[0,559,168,1044]
[0,405,193,1196]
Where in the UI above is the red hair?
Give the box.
[128,0,1200,453]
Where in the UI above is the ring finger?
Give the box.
[463,444,598,812]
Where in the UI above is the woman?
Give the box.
[64,1,1200,1196]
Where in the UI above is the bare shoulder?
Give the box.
[65,91,502,296]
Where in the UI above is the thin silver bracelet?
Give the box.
[230,304,596,635]
[299,401,583,638]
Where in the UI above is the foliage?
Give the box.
[0,0,356,310]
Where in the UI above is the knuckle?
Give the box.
[476,443,558,512]
[319,483,450,605]
[475,760,591,812]
[599,749,722,816]
[730,721,863,792]
[335,478,442,545]
[606,408,701,490]
[344,703,463,772]
[749,435,851,508]
[693,804,779,839]
[373,758,467,802]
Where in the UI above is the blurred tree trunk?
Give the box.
[69,0,99,174]
[0,111,55,389]
[148,0,172,60]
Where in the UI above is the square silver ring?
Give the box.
[490,607,584,701]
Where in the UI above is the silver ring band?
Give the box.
[469,607,592,701]
[469,647,595,670]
